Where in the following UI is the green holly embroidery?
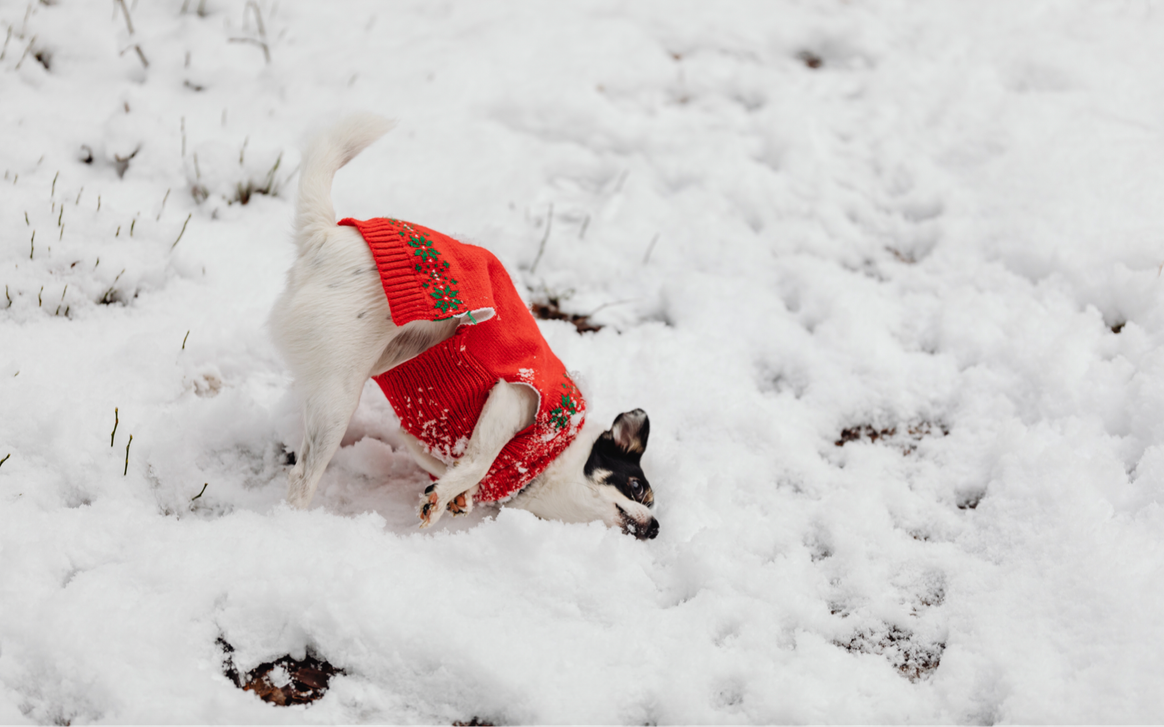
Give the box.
[410,234,442,263]
[388,219,471,319]
[431,285,463,312]
[549,379,581,430]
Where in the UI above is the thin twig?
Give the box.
[584,297,639,317]
[75,186,83,205]
[261,152,282,193]
[182,330,189,349]
[100,269,125,304]
[111,407,119,446]
[643,232,660,264]
[132,44,148,68]
[51,171,58,197]
[0,454,9,468]
[529,203,553,274]
[613,169,630,194]
[0,26,12,62]
[227,36,270,64]
[579,213,590,240]
[171,213,192,250]
[241,0,270,63]
[246,0,267,37]
[14,34,37,71]
[124,434,133,476]
[190,482,208,501]
[115,0,135,34]
[29,230,34,259]
[157,188,170,220]
[37,286,43,306]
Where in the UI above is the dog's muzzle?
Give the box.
[618,505,659,540]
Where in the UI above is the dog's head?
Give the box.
[584,409,658,540]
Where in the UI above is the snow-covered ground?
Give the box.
[3,0,1164,723]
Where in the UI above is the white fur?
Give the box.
[269,114,452,510]
[294,113,395,250]
[271,114,656,536]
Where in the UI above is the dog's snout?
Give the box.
[643,517,659,540]
[619,505,659,540]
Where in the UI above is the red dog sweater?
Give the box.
[338,217,586,503]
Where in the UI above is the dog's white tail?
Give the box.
[295,113,395,249]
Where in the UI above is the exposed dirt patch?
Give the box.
[834,420,949,455]
[835,625,945,682]
[797,50,823,69]
[34,47,52,71]
[835,424,896,447]
[887,246,916,264]
[218,637,343,706]
[530,296,603,334]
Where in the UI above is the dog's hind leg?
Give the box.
[286,316,459,508]
[274,229,399,508]
[286,364,371,509]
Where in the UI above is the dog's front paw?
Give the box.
[418,484,475,527]
[419,485,445,528]
[447,492,472,517]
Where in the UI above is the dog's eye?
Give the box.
[629,478,643,496]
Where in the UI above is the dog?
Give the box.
[269,114,658,539]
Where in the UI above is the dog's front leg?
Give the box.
[419,380,536,528]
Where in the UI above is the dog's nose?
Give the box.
[643,517,659,540]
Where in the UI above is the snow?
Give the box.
[3,0,1164,723]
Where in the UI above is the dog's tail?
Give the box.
[295,113,395,250]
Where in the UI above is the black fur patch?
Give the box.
[586,410,653,506]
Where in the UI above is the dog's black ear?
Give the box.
[611,409,649,458]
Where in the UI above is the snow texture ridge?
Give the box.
[3,0,1164,723]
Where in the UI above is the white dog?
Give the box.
[269,115,658,538]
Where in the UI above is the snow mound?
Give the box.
[3,1,1164,723]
